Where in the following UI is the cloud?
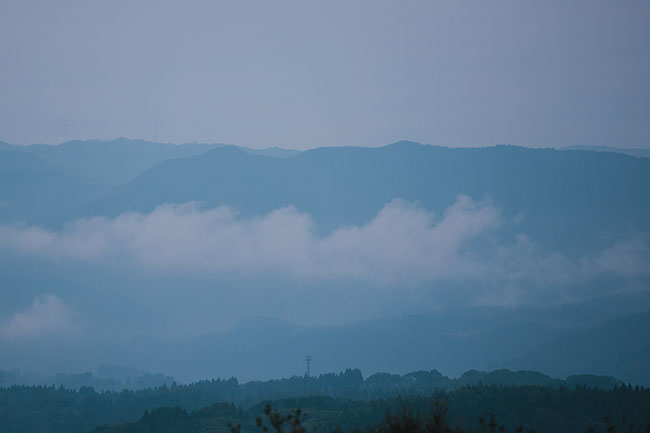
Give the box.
[0,196,501,283]
[0,196,648,305]
[0,295,77,341]
[582,237,650,279]
[314,196,501,283]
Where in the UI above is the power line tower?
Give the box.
[305,355,312,377]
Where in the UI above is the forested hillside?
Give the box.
[90,387,650,433]
[0,368,630,433]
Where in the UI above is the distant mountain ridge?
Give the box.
[4,140,650,251]
[0,365,175,391]
[2,139,649,388]
[1,138,223,185]
[0,138,301,185]
[562,145,650,159]
[82,141,650,254]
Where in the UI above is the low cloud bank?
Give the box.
[0,196,648,304]
[0,294,77,341]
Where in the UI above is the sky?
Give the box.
[1,0,649,149]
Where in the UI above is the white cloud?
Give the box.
[0,196,648,305]
[0,196,501,284]
[0,295,77,341]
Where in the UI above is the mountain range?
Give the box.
[2,139,649,256]
[1,138,649,385]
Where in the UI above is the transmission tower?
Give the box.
[305,355,312,377]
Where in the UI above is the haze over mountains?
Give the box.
[1,139,649,385]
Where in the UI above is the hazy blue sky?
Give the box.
[1,0,649,149]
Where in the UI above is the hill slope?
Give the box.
[509,310,650,385]
[0,151,109,224]
[14,138,221,185]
